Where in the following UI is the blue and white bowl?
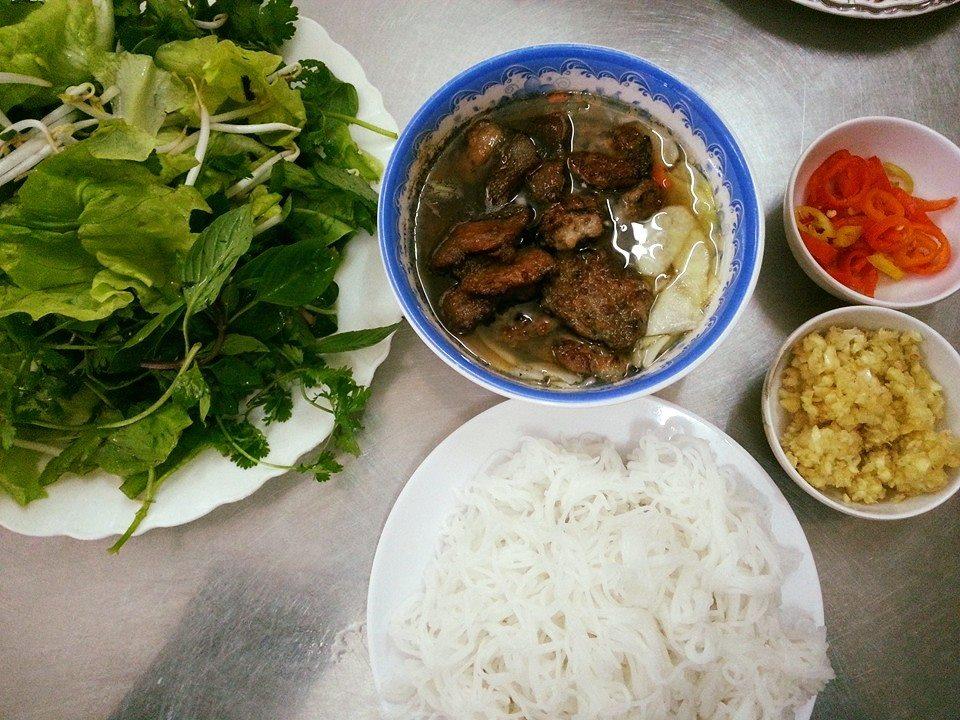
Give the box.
[378,44,763,405]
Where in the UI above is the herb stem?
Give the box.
[98,343,201,431]
[228,299,258,324]
[39,320,74,341]
[91,371,151,392]
[84,380,115,410]
[12,439,62,456]
[25,421,78,433]
[215,416,291,472]
[182,308,192,357]
[45,344,98,351]
[324,112,398,139]
[300,386,334,416]
[108,468,156,554]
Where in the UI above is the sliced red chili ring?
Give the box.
[861,188,905,221]
[821,156,871,208]
[912,196,957,212]
[890,224,945,270]
[914,236,952,275]
[863,216,907,253]
[800,230,839,266]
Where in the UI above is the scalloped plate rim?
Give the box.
[788,0,959,18]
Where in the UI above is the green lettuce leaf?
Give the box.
[0,283,132,322]
[80,181,207,296]
[154,36,282,112]
[0,223,101,290]
[0,0,114,112]
[0,445,46,506]
[93,52,191,137]
[0,144,208,320]
[154,36,304,144]
[83,120,159,162]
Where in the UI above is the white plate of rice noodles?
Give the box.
[367,398,833,720]
[789,0,958,18]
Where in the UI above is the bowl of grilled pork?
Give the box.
[378,44,763,404]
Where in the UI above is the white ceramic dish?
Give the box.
[367,398,826,720]
[0,17,402,541]
[762,306,960,520]
[784,116,960,308]
[788,0,959,18]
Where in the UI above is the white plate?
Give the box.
[788,0,959,18]
[0,17,402,540]
[367,398,826,720]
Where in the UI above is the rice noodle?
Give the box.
[387,435,833,720]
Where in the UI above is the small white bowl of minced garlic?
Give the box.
[762,306,960,519]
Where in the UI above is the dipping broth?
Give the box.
[413,92,722,386]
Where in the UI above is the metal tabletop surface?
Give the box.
[2,2,959,719]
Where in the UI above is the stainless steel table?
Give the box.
[2,2,959,719]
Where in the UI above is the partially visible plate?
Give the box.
[367,398,826,720]
[789,0,959,18]
[0,17,402,540]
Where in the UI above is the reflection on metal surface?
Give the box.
[110,568,330,720]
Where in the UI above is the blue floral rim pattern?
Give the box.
[378,44,763,405]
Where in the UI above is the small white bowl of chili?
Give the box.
[784,116,960,308]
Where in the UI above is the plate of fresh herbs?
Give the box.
[0,0,401,549]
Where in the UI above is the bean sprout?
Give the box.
[64,82,97,101]
[225,146,300,198]
[100,85,120,105]
[155,129,188,154]
[254,213,284,236]
[0,118,100,187]
[60,83,117,120]
[0,137,45,176]
[2,119,58,151]
[0,72,51,87]
[41,104,77,126]
[208,121,301,135]
[63,119,100,134]
[209,101,269,123]
[0,144,54,186]
[268,63,302,83]
[185,94,210,187]
[193,13,228,30]
[169,132,201,155]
